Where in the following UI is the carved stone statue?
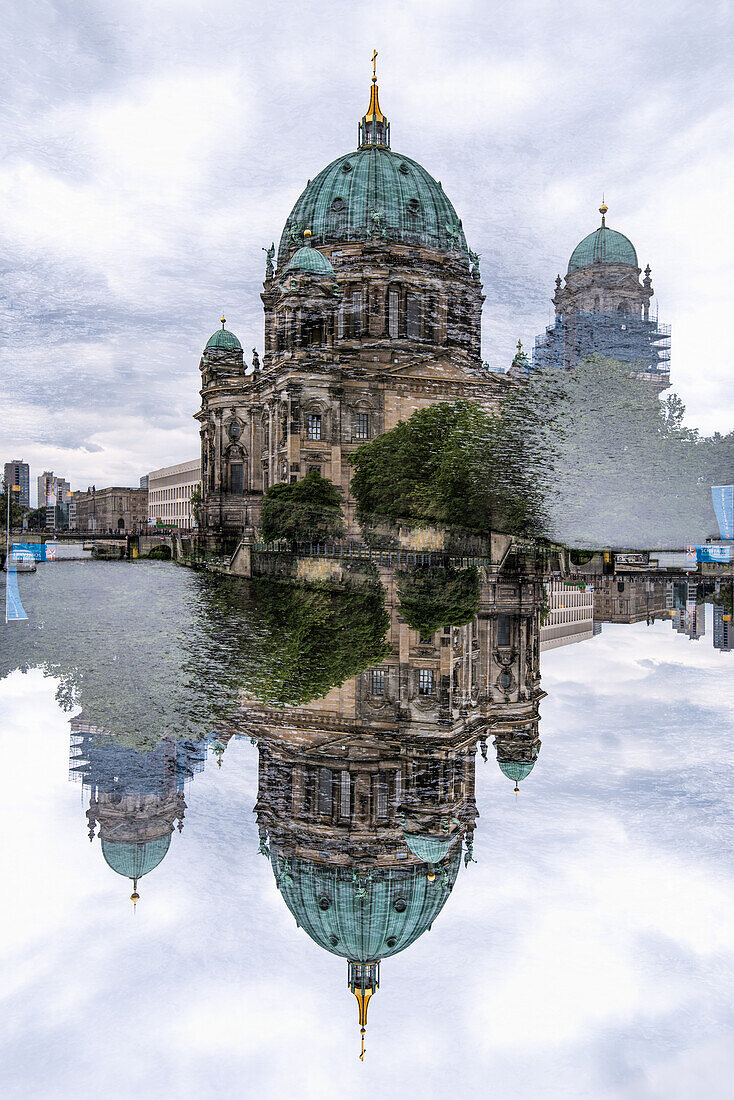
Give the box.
[252,348,261,372]
[262,242,275,279]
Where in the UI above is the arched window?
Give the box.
[351,290,362,336]
[617,301,627,313]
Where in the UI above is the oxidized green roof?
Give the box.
[285,244,335,276]
[205,327,242,351]
[101,835,171,880]
[403,832,460,864]
[568,226,638,273]
[272,846,461,963]
[498,761,537,783]
[278,145,469,266]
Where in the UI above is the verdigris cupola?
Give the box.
[200,316,245,387]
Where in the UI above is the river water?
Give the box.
[1,560,733,1100]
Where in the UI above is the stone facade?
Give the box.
[74,486,148,533]
[196,77,511,536]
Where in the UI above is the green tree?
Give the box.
[190,484,202,527]
[260,471,346,544]
[397,566,480,636]
[349,400,545,537]
[1,479,25,529]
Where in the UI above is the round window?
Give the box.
[385,936,397,948]
[318,896,331,911]
[393,898,407,913]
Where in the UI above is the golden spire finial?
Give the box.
[220,315,226,328]
[131,877,140,911]
[360,1026,366,1061]
[516,338,523,352]
[303,228,312,240]
[599,196,608,226]
[372,49,378,81]
[359,51,388,147]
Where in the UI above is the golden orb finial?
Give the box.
[303,228,312,239]
[599,201,608,215]
[220,315,226,328]
[427,871,436,882]
[514,785,520,794]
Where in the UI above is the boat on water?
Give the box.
[3,552,37,573]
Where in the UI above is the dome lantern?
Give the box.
[358,50,390,149]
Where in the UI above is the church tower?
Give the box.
[529,203,671,391]
[196,62,511,536]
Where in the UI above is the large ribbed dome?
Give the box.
[272,846,461,962]
[568,225,638,273]
[277,146,469,267]
[101,835,171,879]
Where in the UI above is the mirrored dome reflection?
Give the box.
[232,550,547,1056]
[69,716,212,905]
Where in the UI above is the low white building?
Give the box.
[540,578,595,652]
[147,459,201,531]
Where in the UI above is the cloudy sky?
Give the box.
[1,0,732,502]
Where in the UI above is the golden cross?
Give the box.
[372,49,378,80]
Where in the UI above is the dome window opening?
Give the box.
[354,412,369,442]
[306,413,322,441]
[318,896,332,911]
[406,294,421,340]
[393,898,407,913]
[385,936,397,948]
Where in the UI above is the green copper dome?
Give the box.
[568,226,638,273]
[498,760,537,783]
[278,146,469,266]
[272,846,461,963]
[285,244,335,276]
[205,326,242,351]
[101,835,171,880]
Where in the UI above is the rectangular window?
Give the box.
[230,464,244,495]
[307,465,321,475]
[351,291,362,336]
[418,669,435,696]
[306,413,322,441]
[337,303,345,339]
[388,289,399,339]
[376,775,388,818]
[370,668,385,696]
[497,614,511,647]
[340,770,351,817]
[406,294,421,339]
[354,412,369,441]
[317,767,332,816]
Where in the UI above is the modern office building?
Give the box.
[147,459,201,530]
[37,471,72,530]
[713,605,734,651]
[4,459,30,509]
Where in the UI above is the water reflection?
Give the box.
[69,716,211,903]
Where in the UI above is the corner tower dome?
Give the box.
[567,203,638,273]
[277,66,469,267]
[205,316,242,351]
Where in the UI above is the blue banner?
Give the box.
[5,564,28,622]
[695,545,732,564]
[712,486,734,541]
[11,542,48,562]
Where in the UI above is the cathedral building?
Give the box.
[195,66,511,535]
[527,203,671,391]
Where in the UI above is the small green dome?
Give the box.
[101,835,171,880]
[278,146,468,266]
[404,832,460,864]
[205,327,242,351]
[568,226,638,273]
[285,245,335,276]
[272,846,461,963]
[498,761,537,783]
